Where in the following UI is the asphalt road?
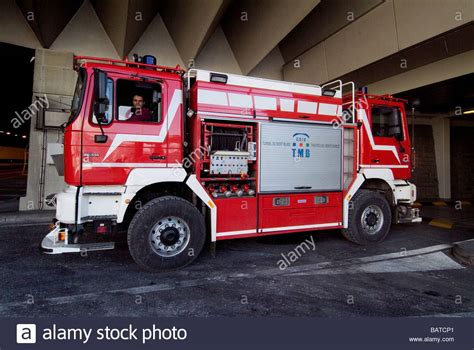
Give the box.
[0,216,473,317]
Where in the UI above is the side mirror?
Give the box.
[93,69,109,120]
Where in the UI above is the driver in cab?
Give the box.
[127,94,152,122]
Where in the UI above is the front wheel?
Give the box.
[342,190,391,245]
[127,196,205,271]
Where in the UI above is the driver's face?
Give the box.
[133,95,144,108]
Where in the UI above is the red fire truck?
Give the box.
[41,55,421,271]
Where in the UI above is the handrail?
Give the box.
[186,69,198,92]
[322,79,356,125]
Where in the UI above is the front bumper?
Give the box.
[41,222,115,254]
[398,206,422,224]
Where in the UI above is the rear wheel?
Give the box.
[127,196,205,271]
[342,189,391,245]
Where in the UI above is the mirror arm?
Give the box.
[96,114,105,136]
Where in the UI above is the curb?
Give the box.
[452,240,474,265]
[0,210,55,226]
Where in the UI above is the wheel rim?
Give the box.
[149,216,190,257]
[360,204,384,235]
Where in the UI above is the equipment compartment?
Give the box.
[258,192,342,232]
[215,197,257,235]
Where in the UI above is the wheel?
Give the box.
[127,196,205,271]
[342,189,391,245]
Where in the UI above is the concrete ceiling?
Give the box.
[16,0,84,48]
[159,0,231,64]
[278,0,382,63]
[336,23,474,89]
[221,0,320,74]
[90,0,160,58]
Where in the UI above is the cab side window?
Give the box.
[371,106,404,140]
[116,79,162,123]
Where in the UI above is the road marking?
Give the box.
[429,219,454,229]
[290,252,462,276]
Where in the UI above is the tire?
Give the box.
[342,189,391,245]
[127,196,205,271]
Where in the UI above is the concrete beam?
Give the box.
[366,50,474,95]
[222,0,320,74]
[279,0,383,63]
[394,0,473,50]
[160,0,230,66]
[283,0,472,86]
[336,23,474,89]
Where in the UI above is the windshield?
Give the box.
[67,68,86,125]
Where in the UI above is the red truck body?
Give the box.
[42,55,420,271]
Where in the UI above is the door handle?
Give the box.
[149,154,166,160]
[371,158,380,163]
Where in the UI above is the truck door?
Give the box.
[81,72,169,185]
[363,102,411,178]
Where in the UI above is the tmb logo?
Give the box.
[292,133,310,160]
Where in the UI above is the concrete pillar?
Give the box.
[432,117,451,200]
[19,49,75,211]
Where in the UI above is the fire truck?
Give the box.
[41,55,421,271]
